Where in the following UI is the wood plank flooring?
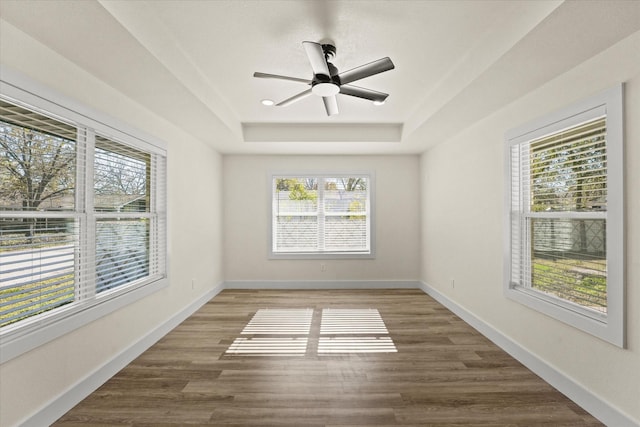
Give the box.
[53,289,603,426]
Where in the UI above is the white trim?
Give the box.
[0,65,166,154]
[419,282,638,427]
[268,172,376,259]
[17,283,225,427]
[268,251,376,260]
[504,84,625,347]
[0,65,170,361]
[224,280,421,290]
[0,278,168,364]
[505,105,606,146]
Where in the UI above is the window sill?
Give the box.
[504,285,622,347]
[269,251,375,260]
[0,277,168,364]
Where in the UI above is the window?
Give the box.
[504,85,624,347]
[270,174,374,258]
[0,74,167,362]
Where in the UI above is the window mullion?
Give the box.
[365,183,371,250]
[74,128,86,303]
[317,177,325,251]
[80,129,96,300]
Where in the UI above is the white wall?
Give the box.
[223,155,420,283]
[420,31,640,423]
[0,22,225,427]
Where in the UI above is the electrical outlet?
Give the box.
[191,279,196,290]
[321,264,326,272]
[450,279,455,289]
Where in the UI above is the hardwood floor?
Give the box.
[54,289,603,426]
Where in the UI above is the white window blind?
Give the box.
[0,101,79,327]
[0,97,166,336]
[271,175,372,257]
[510,117,607,315]
[505,84,624,347]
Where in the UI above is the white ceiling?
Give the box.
[1,0,639,154]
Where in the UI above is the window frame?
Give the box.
[503,84,624,347]
[0,66,168,363]
[269,172,376,259]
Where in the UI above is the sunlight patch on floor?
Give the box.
[318,336,397,353]
[319,308,396,354]
[225,308,396,356]
[320,308,390,334]
[225,337,308,356]
[241,309,313,335]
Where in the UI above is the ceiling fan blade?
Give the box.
[337,57,395,85]
[253,72,311,84]
[303,41,330,76]
[339,84,389,103]
[322,96,339,116]
[276,88,313,107]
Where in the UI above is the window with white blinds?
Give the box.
[0,91,167,355]
[271,175,373,257]
[505,85,624,347]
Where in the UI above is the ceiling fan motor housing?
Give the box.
[311,43,340,96]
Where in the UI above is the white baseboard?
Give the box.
[224,280,422,289]
[419,282,638,427]
[20,282,225,427]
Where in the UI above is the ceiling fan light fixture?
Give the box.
[261,99,275,106]
[312,82,340,97]
[373,100,386,106]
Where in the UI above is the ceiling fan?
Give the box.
[254,40,395,116]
